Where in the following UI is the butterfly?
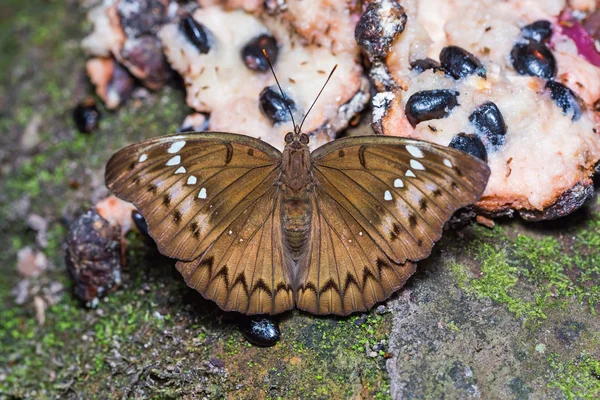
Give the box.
[105,61,490,316]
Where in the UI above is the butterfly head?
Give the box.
[284,129,310,147]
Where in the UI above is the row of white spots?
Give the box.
[406,170,416,178]
[167,140,186,154]
[405,145,424,159]
[444,159,453,168]
[139,154,148,163]
[384,190,393,201]
[198,187,207,199]
[175,166,186,174]
[394,178,404,188]
[187,176,197,185]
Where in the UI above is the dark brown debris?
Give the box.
[65,208,122,306]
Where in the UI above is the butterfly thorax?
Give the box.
[280,135,313,262]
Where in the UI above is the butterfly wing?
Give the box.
[295,136,490,315]
[175,188,295,315]
[105,132,282,261]
[106,132,294,314]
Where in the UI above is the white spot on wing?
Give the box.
[187,175,197,185]
[444,159,453,168]
[406,170,416,178]
[175,166,186,174]
[198,187,207,199]
[406,145,424,158]
[167,140,186,154]
[139,154,148,162]
[384,190,393,201]
[410,160,425,170]
[394,178,404,188]
[166,155,181,166]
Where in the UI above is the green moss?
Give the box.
[547,353,600,399]
[449,218,600,322]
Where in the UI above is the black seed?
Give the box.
[410,58,442,74]
[73,98,100,133]
[131,210,149,237]
[521,20,552,43]
[239,316,280,347]
[510,41,556,79]
[180,15,212,54]
[449,133,488,162]
[468,101,507,147]
[439,46,486,79]
[405,90,459,127]
[546,81,583,121]
[259,86,296,124]
[242,34,278,72]
[247,148,254,156]
[338,150,345,157]
[419,198,428,211]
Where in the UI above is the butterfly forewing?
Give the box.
[105,133,282,261]
[310,137,490,264]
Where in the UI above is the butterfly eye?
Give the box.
[284,132,294,143]
[299,133,309,144]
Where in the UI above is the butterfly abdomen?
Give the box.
[281,197,312,261]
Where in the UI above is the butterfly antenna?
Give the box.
[299,64,338,133]
[262,49,297,131]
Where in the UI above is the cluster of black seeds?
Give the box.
[180,15,291,125]
[410,46,486,80]
[405,46,493,161]
[510,20,584,120]
[403,21,589,162]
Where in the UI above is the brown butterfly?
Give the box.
[105,62,490,316]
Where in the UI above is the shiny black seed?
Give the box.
[405,89,459,127]
[259,86,296,124]
[73,98,100,133]
[239,316,280,347]
[546,81,583,121]
[521,20,553,42]
[449,133,488,162]
[468,101,507,146]
[410,58,442,74]
[510,41,556,79]
[180,15,211,54]
[242,34,279,72]
[440,46,486,79]
[131,210,149,237]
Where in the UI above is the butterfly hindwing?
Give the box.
[295,190,417,315]
[297,136,490,315]
[105,132,282,262]
[176,189,295,315]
